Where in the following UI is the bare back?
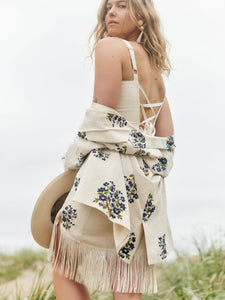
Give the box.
[121,41,166,127]
[92,37,174,137]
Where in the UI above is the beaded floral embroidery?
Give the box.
[92,149,111,161]
[134,149,151,156]
[158,234,167,260]
[129,129,146,149]
[93,181,126,220]
[75,153,88,168]
[115,144,127,154]
[74,177,80,191]
[166,136,175,152]
[77,131,87,140]
[61,205,77,230]
[152,158,167,172]
[124,174,139,203]
[142,193,156,222]
[140,159,150,176]
[106,113,128,127]
[118,232,136,260]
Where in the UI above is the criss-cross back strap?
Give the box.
[139,85,166,126]
[121,39,165,128]
[122,39,138,81]
[139,97,165,126]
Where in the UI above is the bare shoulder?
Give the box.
[92,37,125,110]
[95,37,127,60]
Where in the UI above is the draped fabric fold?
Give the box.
[48,102,176,293]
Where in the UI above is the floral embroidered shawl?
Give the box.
[48,102,176,292]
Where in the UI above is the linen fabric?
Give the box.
[48,102,176,293]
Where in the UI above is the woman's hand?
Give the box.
[92,37,123,111]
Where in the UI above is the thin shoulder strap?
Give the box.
[121,39,138,81]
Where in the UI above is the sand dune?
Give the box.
[0,261,53,300]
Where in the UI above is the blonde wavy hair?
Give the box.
[88,0,172,77]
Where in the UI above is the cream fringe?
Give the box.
[48,219,158,294]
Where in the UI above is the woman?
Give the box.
[50,0,175,299]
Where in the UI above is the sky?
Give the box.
[0,0,225,256]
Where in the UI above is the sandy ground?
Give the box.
[0,260,160,299]
[0,261,53,300]
[0,260,110,300]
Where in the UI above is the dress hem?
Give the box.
[48,217,158,294]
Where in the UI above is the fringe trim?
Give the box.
[48,219,158,294]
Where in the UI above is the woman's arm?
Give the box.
[155,97,174,137]
[92,37,123,110]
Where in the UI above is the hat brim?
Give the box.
[31,169,78,249]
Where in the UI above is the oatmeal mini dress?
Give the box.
[48,39,176,294]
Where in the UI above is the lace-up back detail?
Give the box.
[116,39,165,136]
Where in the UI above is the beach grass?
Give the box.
[142,241,225,299]
[0,249,47,284]
[0,231,225,300]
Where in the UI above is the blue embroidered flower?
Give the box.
[99,194,107,201]
[113,207,120,215]
[124,174,139,203]
[129,129,146,149]
[114,192,119,199]
[131,236,136,243]
[118,232,136,260]
[140,160,150,176]
[110,185,115,192]
[115,144,127,154]
[92,149,111,161]
[134,149,150,156]
[166,136,175,152]
[77,131,87,140]
[74,177,80,191]
[159,158,167,165]
[106,113,128,127]
[158,234,167,260]
[142,193,156,222]
[130,243,135,250]
[119,203,126,210]
[133,194,138,199]
[93,180,126,220]
[122,247,129,254]
[61,205,77,230]
[152,157,167,172]
[75,153,88,167]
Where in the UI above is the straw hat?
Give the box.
[31,169,78,249]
